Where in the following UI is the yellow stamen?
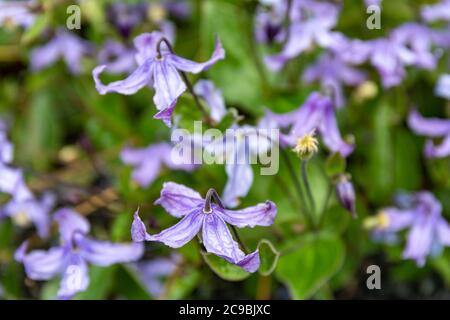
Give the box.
[293,131,319,160]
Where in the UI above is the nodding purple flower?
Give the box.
[97,40,137,75]
[262,92,354,157]
[364,37,415,88]
[408,109,450,158]
[106,2,148,38]
[335,175,357,218]
[132,182,277,272]
[205,125,273,208]
[30,29,93,74]
[370,192,450,267]
[421,0,450,22]
[193,80,226,123]
[392,23,438,70]
[303,53,366,109]
[15,209,144,299]
[265,0,340,71]
[2,193,54,238]
[436,74,450,100]
[93,32,225,127]
[120,142,197,188]
[254,0,286,44]
[0,0,36,28]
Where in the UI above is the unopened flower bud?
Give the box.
[293,131,318,160]
[335,174,356,218]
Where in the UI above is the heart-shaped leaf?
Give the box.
[258,239,280,276]
[276,233,345,299]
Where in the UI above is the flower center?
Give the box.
[12,211,31,227]
[293,131,318,159]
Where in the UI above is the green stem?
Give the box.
[301,160,316,218]
[318,182,333,228]
[281,149,313,227]
[230,225,249,254]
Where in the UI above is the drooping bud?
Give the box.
[293,130,319,160]
[335,174,357,218]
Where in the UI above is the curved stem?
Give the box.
[230,225,249,254]
[281,149,313,227]
[156,37,212,124]
[301,160,316,217]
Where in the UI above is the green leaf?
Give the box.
[202,251,250,281]
[21,13,50,45]
[325,153,346,178]
[200,0,265,113]
[258,239,280,276]
[114,265,152,300]
[165,267,201,300]
[75,265,117,300]
[276,234,345,299]
[321,205,351,235]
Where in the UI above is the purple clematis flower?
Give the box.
[261,92,354,157]
[121,142,196,188]
[371,192,450,266]
[97,40,137,74]
[30,29,93,74]
[303,53,366,108]
[436,74,450,100]
[93,32,225,127]
[15,208,144,299]
[392,23,438,70]
[0,0,36,28]
[106,2,148,38]
[408,109,450,158]
[265,0,340,71]
[421,0,450,22]
[193,80,226,123]
[254,0,286,44]
[131,182,277,272]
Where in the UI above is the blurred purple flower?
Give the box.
[205,125,273,208]
[262,92,354,157]
[121,142,196,188]
[408,109,450,158]
[193,80,226,123]
[328,33,371,65]
[254,0,286,44]
[372,192,450,266]
[0,0,36,28]
[97,40,136,74]
[132,182,277,272]
[436,74,450,99]
[421,0,450,22]
[1,193,54,238]
[303,53,366,108]
[265,0,340,71]
[16,209,144,299]
[93,32,225,127]
[392,23,438,70]
[30,29,93,74]
[106,2,148,38]
[129,254,181,297]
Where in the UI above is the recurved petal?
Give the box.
[154,182,203,218]
[152,61,185,112]
[76,234,144,266]
[167,36,225,74]
[218,201,277,228]
[424,134,450,158]
[202,214,260,272]
[131,210,152,242]
[21,246,65,280]
[147,209,204,248]
[93,61,152,95]
[408,109,450,137]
